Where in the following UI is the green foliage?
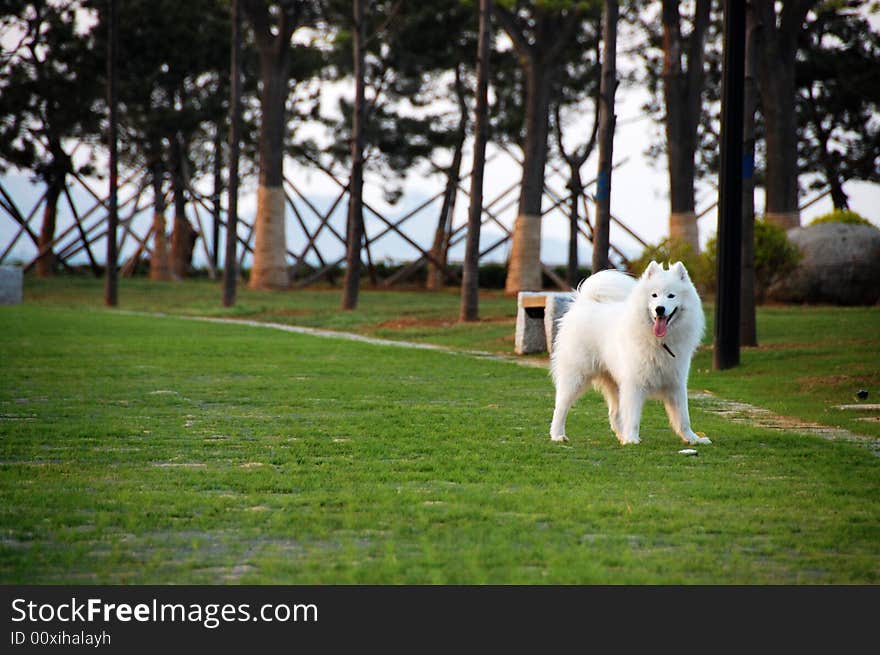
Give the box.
[320,0,478,202]
[0,1,103,182]
[631,220,802,302]
[627,238,714,294]
[702,220,802,301]
[797,2,880,198]
[809,209,876,227]
[88,0,235,176]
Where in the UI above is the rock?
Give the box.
[768,223,880,305]
[0,265,23,305]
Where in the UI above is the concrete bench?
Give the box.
[515,291,573,355]
[0,265,23,305]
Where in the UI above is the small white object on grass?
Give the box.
[678,448,699,456]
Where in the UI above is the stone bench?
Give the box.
[515,291,573,355]
[0,265,23,305]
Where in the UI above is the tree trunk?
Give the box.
[427,68,467,291]
[827,175,849,210]
[567,174,582,287]
[461,0,491,322]
[426,139,463,290]
[37,140,73,277]
[803,85,850,210]
[505,57,552,293]
[241,0,299,290]
[741,5,759,347]
[224,0,242,307]
[169,138,197,279]
[149,161,171,281]
[249,50,290,289]
[212,120,223,270]
[753,0,815,229]
[662,0,710,253]
[759,62,800,228]
[553,35,600,289]
[341,0,367,310]
[36,183,62,277]
[592,0,618,274]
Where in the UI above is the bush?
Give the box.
[703,220,802,302]
[809,209,875,227]
[631,220,802,302]
[627,238,714,294]
[474,263,508,289]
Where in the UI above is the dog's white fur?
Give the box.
[549,261,711,446]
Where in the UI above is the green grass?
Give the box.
[23,276,880,438]
[1,276,878,583]
[22,276,518,352]
[692,305,880,439]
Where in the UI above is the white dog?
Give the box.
[549,261,711,446]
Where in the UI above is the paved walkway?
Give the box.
[134,312,880,456]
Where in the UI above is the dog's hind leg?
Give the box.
[663,383,712,445]
[593,374,622,441]
[550,374,586,442]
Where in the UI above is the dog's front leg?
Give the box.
[664,383,711,445]
[617,385,645,445]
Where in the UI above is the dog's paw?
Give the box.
[618,436,641,445]
[683,432,712,445]
[550,434,569,443]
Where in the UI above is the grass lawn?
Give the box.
[1,276,878,583]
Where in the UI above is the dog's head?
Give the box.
[640,261,695,339]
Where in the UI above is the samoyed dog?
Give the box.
[549,261,711,446]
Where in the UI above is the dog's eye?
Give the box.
[668,294,676,299]
[651,293,658,298]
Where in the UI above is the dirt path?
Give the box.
[133,312,880,456]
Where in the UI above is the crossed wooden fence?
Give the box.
[0,144,651,289]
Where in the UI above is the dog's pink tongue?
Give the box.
[653,316,668,338]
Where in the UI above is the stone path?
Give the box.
[132,312,880,457]
[688,391,880,457]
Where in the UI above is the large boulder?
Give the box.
[768,222,880,305]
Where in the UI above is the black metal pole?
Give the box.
[223,0,241,308]
[104,0,118,306]
[713,0,745,370]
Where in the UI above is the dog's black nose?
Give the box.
[655,305,666,317]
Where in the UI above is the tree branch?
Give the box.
[492,5,533,59]
[240,0,272,50]
[780,0,816,42]
[546,9,584,63]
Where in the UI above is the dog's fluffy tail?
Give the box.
[575,269,635,304]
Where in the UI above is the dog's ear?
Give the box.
[644,260,662,279]
[671,261,690,281]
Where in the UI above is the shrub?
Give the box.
[809,209,876,227]
[627,238,714,294]
[474,262,508,289]
[631,220,802,302]
[702,220,802,302]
